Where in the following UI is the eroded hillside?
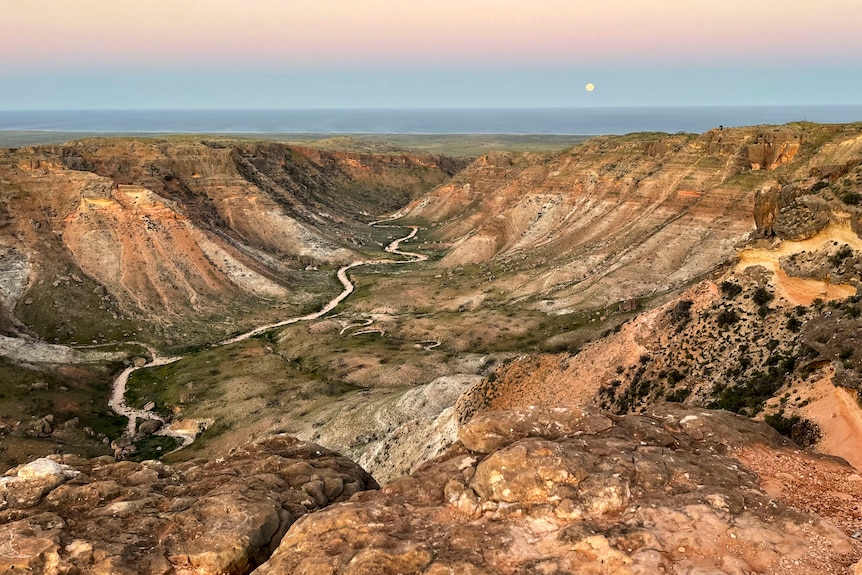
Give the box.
[4,125,862,573]
[401,124,862,315]
[459,123,862,471]
[0,138,464,467]
[0,139,463,346]
[4,124,862,491]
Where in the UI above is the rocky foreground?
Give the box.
[0,437,377,574]
[3,404,862,574]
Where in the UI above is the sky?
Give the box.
[2,0,862,109]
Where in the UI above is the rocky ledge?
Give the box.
[4,404,862,574]
[0,436,376,575]
[256,404,861,575]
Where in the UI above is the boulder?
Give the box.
[0,458,79,510]
[136,418,163,437]
[33,414,55,437]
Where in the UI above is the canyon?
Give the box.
[2,123,862,573]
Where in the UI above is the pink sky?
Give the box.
[3,0,860,71]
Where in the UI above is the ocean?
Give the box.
[1,106,861,136]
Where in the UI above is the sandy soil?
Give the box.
[737,445,862,540]
[737,223,862,305]
[800,372,862,471]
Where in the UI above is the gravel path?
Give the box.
[109,219,426,447]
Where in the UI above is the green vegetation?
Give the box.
[665,387,693,403]
[0,358,126,469]
[828,244,854,266]
[764,411,821,447]
[839,190,862,206]
[719,281,743,299]
[15,267,144,346]
[131,436,179,461]
[716,308,740,328]
[710,357,796,415]
[670,300,693,327]
[764,412,802,435]
[0,131,591,157]
[752,287,774,307]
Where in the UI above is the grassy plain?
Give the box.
[0,131,588,157]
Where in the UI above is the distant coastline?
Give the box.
[1,106,861,146]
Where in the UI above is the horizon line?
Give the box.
[4,104,862,113]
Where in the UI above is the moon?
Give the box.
[585,83,595,92]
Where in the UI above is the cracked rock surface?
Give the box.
[0,436,377,575]
[254,404,860,575]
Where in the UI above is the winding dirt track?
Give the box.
[109,220,426,447]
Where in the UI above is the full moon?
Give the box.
[585,83,595,92]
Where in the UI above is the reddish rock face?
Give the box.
[747,130,801,171]
[0,436,377,575]
[253,405,859,575]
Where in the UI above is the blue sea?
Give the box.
[1,106,861,136]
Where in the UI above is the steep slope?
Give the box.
[0,139,463,346]
[400,125,862,314]
[460,220,862,471]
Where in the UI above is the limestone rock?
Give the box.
[0,436,377,575]
[458,405,613,453]
[254,405,858,575]
[0,458,79,511]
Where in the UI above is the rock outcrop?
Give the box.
[5,402,862,574]
[0,436,377,575]
[746,129,801,171]
[253,404,860,574]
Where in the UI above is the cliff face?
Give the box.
[745,129,801,170]
[753,130,862,239]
